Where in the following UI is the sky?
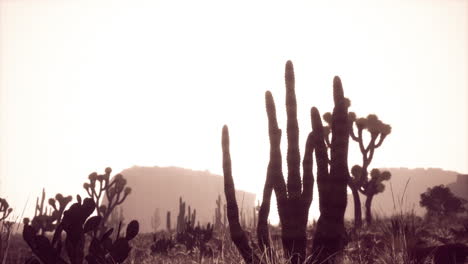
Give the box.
[1,0,467,222]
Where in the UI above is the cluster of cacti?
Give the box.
[23,195,139,264]
[222,61,350,264]
[25,189,73,235]
[176,197,196,233]
[83,167,132,234]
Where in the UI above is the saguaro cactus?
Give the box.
[176,197,186,233]
[311,77,350,264]
[222,61,350,264]
[166,211,171,231]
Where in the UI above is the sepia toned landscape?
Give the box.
[1,0,467,263]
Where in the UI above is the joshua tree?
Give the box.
[349,114,391,226]
[222,61,350,264]
[83,167,132,234]
[323,112,391,227]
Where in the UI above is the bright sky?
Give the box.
[1,0,467,222]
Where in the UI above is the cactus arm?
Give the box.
[284,60,302,199]
[311,107,330,213]
[312,76,349,264]
[257,158,273,251]
[265,91,287,205]
[301,131,314,206]
[222,125,261,264]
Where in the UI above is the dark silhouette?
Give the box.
[420,184,466,217]
[343,168,463,219]
[341,113,391,227]
[222,61,350,264]
[23,195,140,264]
[84,167,132,235]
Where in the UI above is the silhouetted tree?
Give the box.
[420,185,466,218]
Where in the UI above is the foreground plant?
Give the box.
[23,195,139,264]
[83,167,132,234]
[222,61,350,264]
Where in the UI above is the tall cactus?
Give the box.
[222,61,350,264]
[323,112,391,228]
[310,76,350,264]
[166,211,171,231]
[176,197,186,233]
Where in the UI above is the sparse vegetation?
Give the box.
[0,62,466,264]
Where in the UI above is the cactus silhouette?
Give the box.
[27,189,72,235]
[166,211,171,231]
[23,195,139,264]
[176,196,186,233]
[83,167,131,234]
[222,61,350,264]
[323,112,391,227]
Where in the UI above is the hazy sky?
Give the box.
[1,0,467,221]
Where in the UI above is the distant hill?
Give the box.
[344,168,466,219]
[116,166,256,233]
